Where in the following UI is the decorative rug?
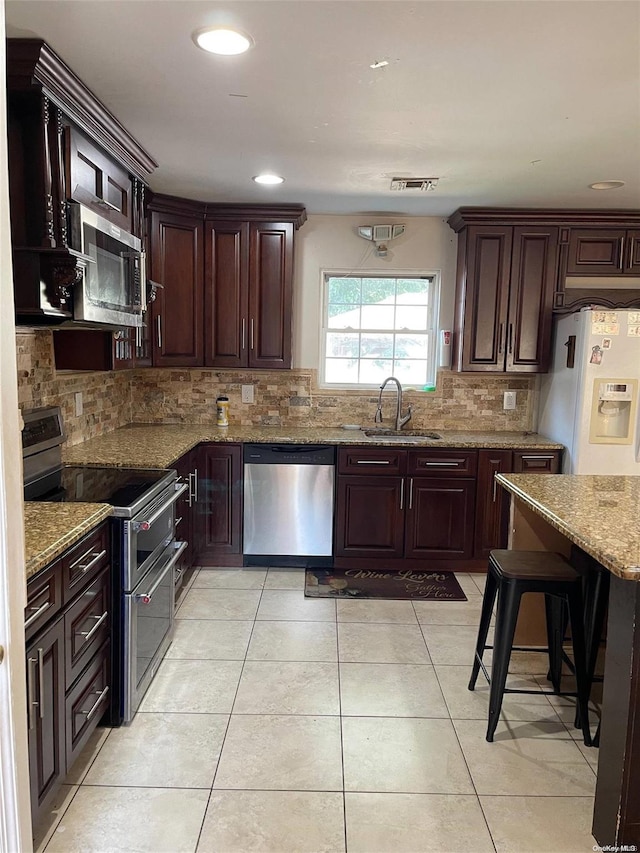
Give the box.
[305,568,467,601]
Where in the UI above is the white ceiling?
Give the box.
[5,0,640,216]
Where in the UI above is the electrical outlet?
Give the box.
[241,384,255,404]
[503,391,516,411]
[74,391,83,416]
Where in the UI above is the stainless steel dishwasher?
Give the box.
[243,444,335,566]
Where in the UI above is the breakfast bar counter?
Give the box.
[496,473,640,848]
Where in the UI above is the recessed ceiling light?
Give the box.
[253,174,285,185]
[193,27,254,55]
[589,180,625,190]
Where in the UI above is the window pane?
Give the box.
[326,332,360,358]
[328,277,361,304]
[360,359,392,384]
[361,333,393,358]
[395,334,429,359]
[326,358,359,383]
[361,304,395,330]
[361,278,395,304]
[393,359,428,384]
[395,306,428,330]
[397,279,429,303]
[328,304,361,329]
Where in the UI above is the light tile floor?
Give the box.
[35,569,600,853]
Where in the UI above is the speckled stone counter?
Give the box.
[23,503,113,580]
[62,424,563,469]
[496,473,640,580]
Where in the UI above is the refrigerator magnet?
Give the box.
[590,345,603,365]
[602,338,612,349]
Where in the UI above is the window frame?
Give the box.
[318,268,441,391]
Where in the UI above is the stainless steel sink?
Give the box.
[362,429,442,441]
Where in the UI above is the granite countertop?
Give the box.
[23,502,113,580]
[62,424,563,469]
[496,473,640,581]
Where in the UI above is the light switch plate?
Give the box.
[75,391,83,416]
[241,384,255,404]
[503,391,516,410]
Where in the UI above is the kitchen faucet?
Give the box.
[374,376,412,430]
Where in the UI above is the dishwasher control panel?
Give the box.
[243,444,336,465]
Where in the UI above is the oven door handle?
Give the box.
[132,483,188,532]
[135,541,187,604]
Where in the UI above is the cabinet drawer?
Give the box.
[64,567,110,690]
[408,449,478,477]
[65,642,110,770]
[512,451,561,473]
[25,560,63,642]
[62,523,110,604]
[338,446,406,475]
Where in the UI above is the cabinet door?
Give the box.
[65,126,132,231]
[174,449,197,591]
[248,222,294,369]
[459,226,512,371]
[150,211,204,367]
[196,444,243,562]
[566,229,626,276]
[474,449,512,560]
[204,220,250,367]
[404,478,476,559]
[26,617,65,824]
[506,227,557,372]
[334,475,405,558]
[626,230,640,274]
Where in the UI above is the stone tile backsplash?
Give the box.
[16,331,538,446]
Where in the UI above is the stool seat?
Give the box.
[469,549,592,746]
[490,550,579,582]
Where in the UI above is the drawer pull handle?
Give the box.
[80,685,109,722]
[27,655,38,730]
[408,477,414,510]
[520,455,555,460]
[38,647,45,719]
[356,460,391,465]
[399,479,404,511]
[425,461,460,467]
[175,516,183,527]
[71,549,107,575]
[77,611,108,643]
[25,600,51,629]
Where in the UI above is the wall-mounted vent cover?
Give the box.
[390,177,439,191]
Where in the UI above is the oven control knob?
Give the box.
[133,521,151,532]
[138,595,151,605]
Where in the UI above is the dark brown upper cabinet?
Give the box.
[149,209,205,368]
[6,39,156,324]
[451,220,557,373]
[566,229,640,276]
[147,194,306,369]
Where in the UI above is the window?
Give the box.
[321,273,438,388]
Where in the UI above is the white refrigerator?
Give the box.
[538,308,640,474]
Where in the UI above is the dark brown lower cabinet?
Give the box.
[474,449,513,560]
[334,475,404,558]
[26,617,65,822]
[25,522,112,830]
[405,478,476,559]
[196,443,243,565]
[174,448,199,601]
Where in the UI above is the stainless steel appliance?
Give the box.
[22,407,186,724]
[67,201,146,328]
[243,444,335,567]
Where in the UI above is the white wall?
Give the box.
[292,214,458,369]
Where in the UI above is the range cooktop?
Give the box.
[24,465,173,511]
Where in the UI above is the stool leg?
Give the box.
[576,569,609,730]
[544,594,565,694]
[469,569,498,691]
[486,580,521,742]
[567,588,592,747]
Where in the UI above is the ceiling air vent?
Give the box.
[390,177,439,191]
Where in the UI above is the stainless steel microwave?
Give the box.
[68,202,146,328]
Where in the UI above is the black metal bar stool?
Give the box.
[468,549,592,746]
